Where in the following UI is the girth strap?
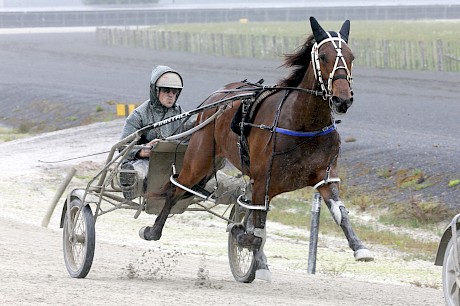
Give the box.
[275,123,336,137]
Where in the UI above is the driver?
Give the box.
[119,65,185,199]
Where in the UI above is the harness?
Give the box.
[233,84,337,171]
[235,33,352,212]
[235,86,340,212]
[169,35,353,213]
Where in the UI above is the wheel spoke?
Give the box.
[235,246,252,274]
[228,210,256,282]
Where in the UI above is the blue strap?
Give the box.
[275,124,336,137]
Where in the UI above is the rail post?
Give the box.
[42,167,76,228]
[308,192,322,274]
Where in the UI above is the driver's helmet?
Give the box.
[156,72,183,89]
[150,66,183,102]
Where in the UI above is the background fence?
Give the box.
[96,28,460,72]
[1,4,460,28]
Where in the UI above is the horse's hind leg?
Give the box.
[320,184,374,262]
[139,185,178,241]
[140,124,218,241]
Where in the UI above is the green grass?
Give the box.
[268,185,446,261]
[105,19,460,72]
[0,126,31,142]
[0,99,124,138]
[102,20,460,71]
[449,179,460,187]
[147,20,460,41]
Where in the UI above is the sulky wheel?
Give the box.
[63,198,95,278]
[443,228,460,305]
[228,205,257,283]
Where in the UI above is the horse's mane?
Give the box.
[279,34,315,88]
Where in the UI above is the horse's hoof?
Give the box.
[255,269,271,282]
[139,226,162,241]
[354,248,374,262]
[230,223,245,236]
[139,226,150,240]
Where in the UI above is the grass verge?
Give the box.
[1,100,124,136]
[0,126,31,142]
[148,20,460,41]
[269,184,447,262]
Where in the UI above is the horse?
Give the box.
[140,16,374,280]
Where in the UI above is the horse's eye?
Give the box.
[319,53,328,63]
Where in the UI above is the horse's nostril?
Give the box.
[332,96,352,106]
[331,96,352,113]
[331,96,342,105]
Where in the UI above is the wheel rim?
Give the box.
[444,237,460,305]
[229,235,254,277]
[228,206,256,281]
[65,206,88,272]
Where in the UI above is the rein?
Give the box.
[214,86,323,97]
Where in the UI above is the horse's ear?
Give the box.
[339,20,351,43]
[310,16,328,43]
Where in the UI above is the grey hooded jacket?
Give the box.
[121,65,185,160]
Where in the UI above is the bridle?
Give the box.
[311,32,353,102]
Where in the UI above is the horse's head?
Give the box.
[310,17,354,114]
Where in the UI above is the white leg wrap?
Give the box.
[254,248,271,282]
[329,199,345,226]
[254,227,266,249]
[253,227,265,238]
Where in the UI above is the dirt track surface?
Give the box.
[0,217,444,306]
[0,27,456,305]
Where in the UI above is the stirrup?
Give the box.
[170,175,216,202]
[236,195,268,211]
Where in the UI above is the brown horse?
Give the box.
[141,16,373,279]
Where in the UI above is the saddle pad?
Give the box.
[230,88,277,136]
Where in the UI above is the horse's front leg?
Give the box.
[318,183,374,262]
[139,185,178,241]
[230,209,271,281]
